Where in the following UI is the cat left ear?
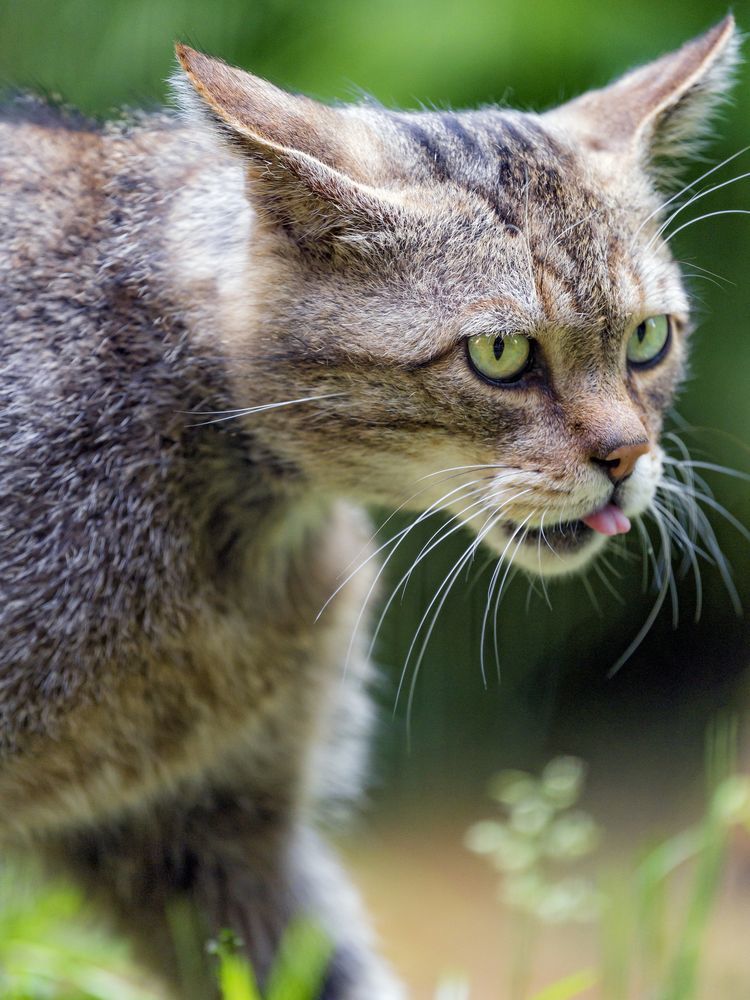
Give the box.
[545,16,740,176]
[174,45,398,243]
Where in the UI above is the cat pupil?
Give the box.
[637,322,647,343]
[493,337,504,361]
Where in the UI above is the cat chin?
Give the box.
[484,522,609,578]
[482,450,664,578]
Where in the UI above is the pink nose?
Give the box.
[595,442,650,482]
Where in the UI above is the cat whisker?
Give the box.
[398,499,532,725]
[401,491,502,593]
[676,259,734,287]
[332,479,500,680]
[591,558,625,606]
[637,514,652,592]
[647,168,750,250]
[343,467,499,574]
[630,144,750,245]
[357,462,528,560]
[661,432,702,546]
[581,573,602,617]
[525,574,544,614]
[318,474,498,621]
[365,463,526,554]
[657,432,744,617]
[478,513,535,685]
[364,480,533,665]
[657,479,750,545]
[651,495,704,621]
[386,489,534,689]
[667,413,750,460]
[535,509,554,611]
[401,486,520,595]
[609,512,674,676]
[608,536,638,564]
[397,501,504,727]
[416,462,526,482]
[185,392,345,426]
[656,478,742,614]
[655,480,702,580]
[490,522,533,682]
[662,455,750,483]
[664,209,750,244]
[598,553,625,580]
[681,272,728,291]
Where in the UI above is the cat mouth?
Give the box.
[506,503,632,555]
[521,519,594,553]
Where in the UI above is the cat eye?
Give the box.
[466,333,532,384]
[626,315,671,368]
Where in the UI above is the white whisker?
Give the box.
[649,169,750,249]
[591,559,625,606]
[368,484,532,665]
[630,145,750,245]
[342,479,500,676]
[480,516,534,684]
[185,392,344,426]
[609,514,673,676]
[665,209,750,244]
[581,574,602,617]
[399,501,531,731]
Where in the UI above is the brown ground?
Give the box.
[342,807,750,1000]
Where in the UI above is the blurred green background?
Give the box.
[2,0,749,820]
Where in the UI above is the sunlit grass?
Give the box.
[0,865,160,999]
[209,924,331,1000]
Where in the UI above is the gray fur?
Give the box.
[0,17,739,998]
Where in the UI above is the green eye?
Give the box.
[467,333,531,384]
[626,315,671,367]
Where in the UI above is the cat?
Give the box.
[0,14,740,999]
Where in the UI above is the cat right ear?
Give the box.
[545,16,740,181]
[173,45,398,245]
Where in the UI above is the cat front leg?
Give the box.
[37,787,404,1000]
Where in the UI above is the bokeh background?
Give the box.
[2,0,749,996]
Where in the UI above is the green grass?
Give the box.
[1,723,748,999]
[0,866,160,999]
[467,720,750,1000]
[209,924,331,1000]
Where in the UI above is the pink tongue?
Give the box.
[582,503,631,537]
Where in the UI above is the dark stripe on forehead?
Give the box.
[432,114,523,227]
[397,117,450,181]
[438,113,483,160]
[521,117,575,164]
[495,118,535,155]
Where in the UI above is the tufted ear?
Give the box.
[174,45,398,244]
[545,16,740,181]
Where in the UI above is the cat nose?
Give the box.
[591,441,650,482]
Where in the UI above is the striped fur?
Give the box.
[0,17,740,998]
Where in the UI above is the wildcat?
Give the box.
[0,15,740,999]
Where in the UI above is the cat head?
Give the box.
[175,17,739,577]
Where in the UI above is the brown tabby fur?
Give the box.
[0,16,740,998]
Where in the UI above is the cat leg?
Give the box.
[40,790,403,1000]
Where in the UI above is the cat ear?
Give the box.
[174,45,397,244]
[545,16,740,178]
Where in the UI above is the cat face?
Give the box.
[176,17,737,578]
